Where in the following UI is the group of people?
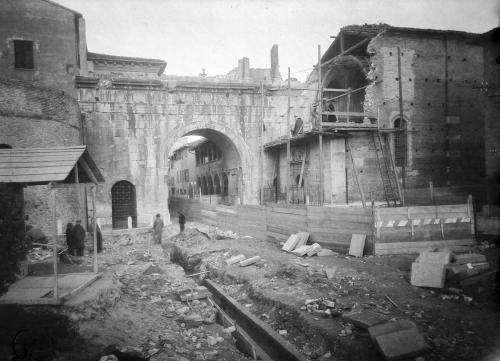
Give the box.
[152,212,185,244]
[65,219,103,256]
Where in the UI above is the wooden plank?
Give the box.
[375,239,475,255]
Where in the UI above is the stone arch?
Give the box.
[163,121,253,204]
[214,173,221,194]
[207,174,214,194]
[111,180,137,229]
[392,115,410,168]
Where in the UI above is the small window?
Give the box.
[14,40,34,69]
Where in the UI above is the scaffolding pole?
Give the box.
[286,67,291,204]
[318,45,324,206]
[92,185,98,274]
[51,185,58,300]
[397,47,406,194]
[260,83,264,205]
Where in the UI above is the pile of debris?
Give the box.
[27,247,53,262]
[411,249,492,288]
[281,232,323,257]
[225,254,261,267]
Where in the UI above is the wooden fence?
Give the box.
[169,195,476,255]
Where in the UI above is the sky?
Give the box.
[56,0,499,81]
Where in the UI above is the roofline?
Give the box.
[41,0,82,16]
[87,52,167,65]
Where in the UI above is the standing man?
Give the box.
[178,212,186,233]
[72,220,86,256]
[89,219,103,253]
[152,213,164,244]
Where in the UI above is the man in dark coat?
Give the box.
[178,212,186,233]
[65,223,74,254]
[72,220,86,256]
[152,214,164,244]
[89,219,103,253]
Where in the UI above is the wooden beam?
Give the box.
[51,185,58,300]
[318,45,324,206]
[298,147,306,191]
[286,67,291,204]
[323,88,349,92]
[78,158,98,184]
[346,138,366,208]
[260,83,264,205]
[324,81,382,103]
[320,37,371,68]
[321,111,366,117]
[92,186,98,274]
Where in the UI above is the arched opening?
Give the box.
[214,174,221,194]
[111,180,137,229]
[207,175,214,194]
[202,176,208,195]
[322,59,368,123]
[166,125,246,205]
[222,173,229,196]
[393,117,408,167]
[0,144,12,149]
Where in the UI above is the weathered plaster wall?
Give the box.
[0,0,85,94]
[0,78,84,236]
[351,33,488,203]
[78,84,274,225]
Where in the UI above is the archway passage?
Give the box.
[214,174,221,194]
[167,126,245,205]
[111,180,137,229]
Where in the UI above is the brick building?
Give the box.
[0,0,87,235]
[264,24,500,207]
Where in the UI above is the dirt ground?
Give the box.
[0,222,498,361]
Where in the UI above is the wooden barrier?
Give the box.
[168,196,476,255]
[374,196,475,255]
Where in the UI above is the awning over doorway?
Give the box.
[0,146,104,184]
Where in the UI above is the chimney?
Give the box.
[270,44,280,83]
[238,57,250,81]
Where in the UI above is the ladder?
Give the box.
[372,132,401,206]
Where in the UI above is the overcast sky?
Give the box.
[56,0,499,81]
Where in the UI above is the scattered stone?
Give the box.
[178,286,209,302]
[278,329,288,336]
[342,309,387,329]
[142,264,164,275]
[317,249,336,257]
[324,266,338,280]
[416,251,451,264]
[292,245,312,257]
[411,262,446,288]
[373,328,429,360]
[306,243,322,256]
[240,256,260,267]
[454,253,487,265]
[294,232,310,249]
[348,234,366,257]
[282,234,299,252]
[226,254,246,265]
[368,319,417,339]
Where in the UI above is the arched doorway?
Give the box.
[214,174,221,194]
[202,176,208,195]
[0,144,12,149]
[111,180,137,229]
[207,175,214,194]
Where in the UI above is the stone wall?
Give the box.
[0,0,86,94]
[347,32,489,203]
[0,78,84,236]
[78,82,274,226]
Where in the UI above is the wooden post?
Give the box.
[92,186,98,274]
[318,45,324,206]
[51,185,58,300]
[397,47,406,192]
[429,181,434,204]
[467,194,475,234]
[346,138,366,208]
[408,208,414,237]
[375,207,381,240]
[286,67,291,204]
[346,88,351,123]
[260,82,264,205]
